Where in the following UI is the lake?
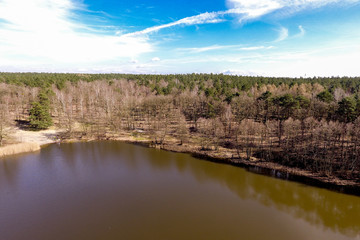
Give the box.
[0,141,359,240]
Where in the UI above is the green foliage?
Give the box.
[336,97,357,123]
[258,91,272,102]
[29,89,53,130]
[317,90,333,103]
[295,95,310,108]
[272,94,299,120]
[205,88,216,97]
[272,94,298,109]
[356,98,360,116]
[55,79,66,90]
[225,92,240,104]
[1,73,360,99]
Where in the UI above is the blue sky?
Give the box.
[0,0,360,76]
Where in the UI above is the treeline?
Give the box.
[1,72,360,96]
[0,74,360,181]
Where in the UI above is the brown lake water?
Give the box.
[0,141,359,240]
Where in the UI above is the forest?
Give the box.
[1,72,360,182]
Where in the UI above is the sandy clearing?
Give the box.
[12,128,61,146]
[0,128,62,158]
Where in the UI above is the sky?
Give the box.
[0,0,360,77]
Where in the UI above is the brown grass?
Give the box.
[0,142,41,158]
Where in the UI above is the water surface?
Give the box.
[0,142,359,240]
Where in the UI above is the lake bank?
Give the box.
[2,127,360,196]
[70,131,360,196]
[0,128,61,158]
[0,142,41,157]
[146,142,360,196]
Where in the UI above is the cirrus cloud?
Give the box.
[124,0,359,37]
[226,0,360,21]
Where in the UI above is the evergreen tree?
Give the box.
[317,90,333,103]
[336,97,357,123]
[29,89,53,130]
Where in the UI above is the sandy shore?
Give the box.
[12,128,60,146]
[0,128,61,158]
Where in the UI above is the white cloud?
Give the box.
[158,41,360,77]
[274,27,289,42]
[124,12,224,37]
[151,57,161,62]
[239,46,274,51]
[0,0,152,69]
[0,0,358,74]
[225,0,282,21]
[124,0,359,38]
[218,43,360,77]
[179,45,227,53]
[226,0,360,21]
[268,45,360,77]
[222,69,260,76]
[297,25,306,37]
[177,44,275,53]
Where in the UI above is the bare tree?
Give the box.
[0,85,11,145]
[173,109,189,145]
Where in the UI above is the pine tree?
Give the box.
[29,89,53,130]
[337,97,357,123]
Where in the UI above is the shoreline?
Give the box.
[146,142,360,197]
[1,128,360,197]
[106,136,360,196]
[0,142,41,158]
[0,127,61,158]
